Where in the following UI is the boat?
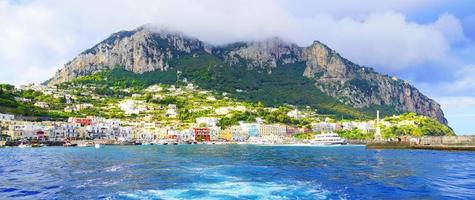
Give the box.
[63,138,77,147]
[77,143,91,147]
[31,139,42,148]
[310,132,348,145]
[94,144,102,149]
[18,142,30,148]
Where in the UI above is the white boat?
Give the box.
[18,143,30,148]
[94,144,102,149]
[77,143,92,147]
[310,132,347,145]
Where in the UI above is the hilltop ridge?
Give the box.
[45,25,447,124]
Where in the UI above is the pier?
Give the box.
[367,136,475,151]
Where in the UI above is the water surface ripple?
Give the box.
[0,145,474,199]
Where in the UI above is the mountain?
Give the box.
[45,25,447,124]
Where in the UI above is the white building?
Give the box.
[119,100,147,115]
[166,109,177,118]
[195,117,218,127]
[287,109,300,119]
[75,103,93,111]
[312,122,337,133]
[34,102,49,108]
[146,85,163,93]
[0,113,14,121]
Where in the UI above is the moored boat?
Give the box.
[310,132,347,145]
[63,138,77,147]
[18,141,30,148]
[77,143,92,147]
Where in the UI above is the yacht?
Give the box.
[310,132,347,145]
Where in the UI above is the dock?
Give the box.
[367,136,475,151]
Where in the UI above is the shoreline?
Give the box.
[4,140,475,152]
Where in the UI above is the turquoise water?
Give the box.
[0,145,474,199]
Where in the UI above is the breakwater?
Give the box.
[367,136,475,151]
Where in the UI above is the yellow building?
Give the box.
[219,130,232,141]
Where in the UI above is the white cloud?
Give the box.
[436,96,475,110]
[433,13,467,43]
[0,0,76,85]
[294,12,464,73]
[435,95,475,134]
[0,0,470,88]
[440,65,475,94]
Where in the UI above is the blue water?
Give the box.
[0,145,475,199]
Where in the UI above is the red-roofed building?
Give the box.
[193,128,210,141]
[75,118,92,126]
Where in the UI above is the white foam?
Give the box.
[119,180,336,199]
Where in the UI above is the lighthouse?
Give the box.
[374,110,382,141]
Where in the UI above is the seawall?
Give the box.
[367,136,475,151]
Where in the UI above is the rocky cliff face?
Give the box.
[46,26,447,124]
[47,27,210,85]
[301,41,447,124]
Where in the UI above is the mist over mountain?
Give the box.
[46,25,447,124]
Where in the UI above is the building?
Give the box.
[119,100,147,115]
[71,118,92,126]
[0,113,14,121]
[166,108,177,118]
[219,130,232,141]
[209,127,221,141]
[286,126,300,136]
[287,109,300,119]
[259,124,287,137]
[178,129,195,141]
[312,122,337,133]
[230,126,249,142]
[196,117,218,127]
[146,85,163,92]
[259,124,287,143]
[34,101,49,108]
[194,128,210,141]
[239,122,260,137]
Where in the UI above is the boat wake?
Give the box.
[119,180,341,199]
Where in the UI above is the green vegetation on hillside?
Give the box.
[56,55,368,120]
[337,128,374,140]
[0,84,68,119]
[382,113,455,138]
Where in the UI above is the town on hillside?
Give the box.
[0,80,453,146]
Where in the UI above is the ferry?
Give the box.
[310,132,348,145]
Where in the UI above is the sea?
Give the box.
[0,145,474,199]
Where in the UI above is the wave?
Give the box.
[119,180,344,199]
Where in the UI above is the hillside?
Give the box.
[45,25,447,124]
[1,76,454,138]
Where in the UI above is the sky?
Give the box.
[0,0,474,134]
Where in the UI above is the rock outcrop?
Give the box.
[46,26,448,124]
[301,41,446,124]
